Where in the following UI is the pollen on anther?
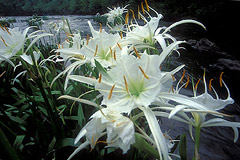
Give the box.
[114,50,116,61]
[123,75,129,93]
[180,69,186,84]
[139,66,149,79]
[125,11,129,24]
[120,32,123,39]
[99,23,102,33]
[130,9,135,19]
[4,26,11,35]
[209,79,214,91]
[185,75,190,88]
[98,73,102,83]
[133,46,141,59]
[94,45,98,56]
[219,72,224,87]
[1,37,7,47]
[86,34,89,45]
[171,74,175,81]
[144,0,150,12]
[194,78,201,90]
[141,2,145,14]
[117,42,122,50]
[0,25,5,31]
[108,84,116,100]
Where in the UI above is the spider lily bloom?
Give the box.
[70,47,184,113]
[0,27,30,66]
[68,108,135,160]
[105,5,128,24]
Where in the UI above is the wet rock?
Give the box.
[187,38,231,58]
[210,58,240,71]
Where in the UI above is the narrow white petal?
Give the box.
[67,141,89,160]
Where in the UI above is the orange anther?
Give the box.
[185,75,190,88]
[219,72,224,87]
[144,0,150,12]
[117,42,122,50]
[180,69,186,84]
[94,45,98,56]
[194,78,201,90]
[1,37,7,47]
[98,73,102,83]
[139,66,149,79]
[133,46,141,59]
[114,50,116,61]
[209,79,214,91]
[141,2,145,14]
[123,75,129,93]
[108,84,116,100]
[130,9,135,19]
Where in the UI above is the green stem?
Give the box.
[0,128,20,160]
[193,126,201,160]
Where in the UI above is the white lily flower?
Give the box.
[20,51,40,65]
[105,5,128,24]
[68,108,135,160]
[0,27,30,66]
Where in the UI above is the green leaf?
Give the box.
[179,133,187,160]
[133,133,159,159]
[94,59,107,74]
[77,103,85,128]
[13,135,25,149]
[56,138,76,149]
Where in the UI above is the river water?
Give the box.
[3,15,240,159]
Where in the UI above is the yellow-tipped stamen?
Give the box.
[160,65,162,71]
[130,9,135,19]
[185,75,190,88]
[220,72,224,87]
[171,74,175,81]
[109,46,113,56]
[113,50,116,61]
[139,66,149,79]
[1,37,7,47]
[125,11,129,24]
[133,46,141,59]
[141,2,145,14]
[123,75,129,93]
[209,79,214,91]
[65,38,69,43]
[96,140,108,144]
[180,69,186,84]
[4,26,11,35]
[138,5,140,19]
[0,71,6,78]
[66,32,72,39]
[87,34,89,45]
[120,31,123,39]
[99,23,102,33]
[98,73,102,83]
[91,133,95,149]
[94,45,98,56]
[194,78,201,90]
[117,42,122,50]
[144,0,150,12]
[171,85,174,93]
[0,25,5,31]
[108,84,116,100]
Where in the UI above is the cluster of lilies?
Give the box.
[0,1,239,159]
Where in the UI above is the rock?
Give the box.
[210,58,240,71]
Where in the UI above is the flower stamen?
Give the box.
[0,24,5,31]
[194,78,201,90]
[99,23,102,33]
[4,26,11,35]
[98,73,102,83]
[180,69,185,84]
[209,79,214,91]
[139,66,149,79]
[141,2,145,14]
[171,74,175,81]
[94,45,98,56]
[120,31,123,39]
[114,50,116,61]
[144,0,150,12]
[117,42,122,50]
[123,75,129,93]
[87,34,89,45]
[185,75,190,88]
[1,37,7,47]
[108,84,116,100]
[138,5,140,19]
[220,72,224,87]
[130,9,135,19]
[133,46,141,59]
[125,11,129,24]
